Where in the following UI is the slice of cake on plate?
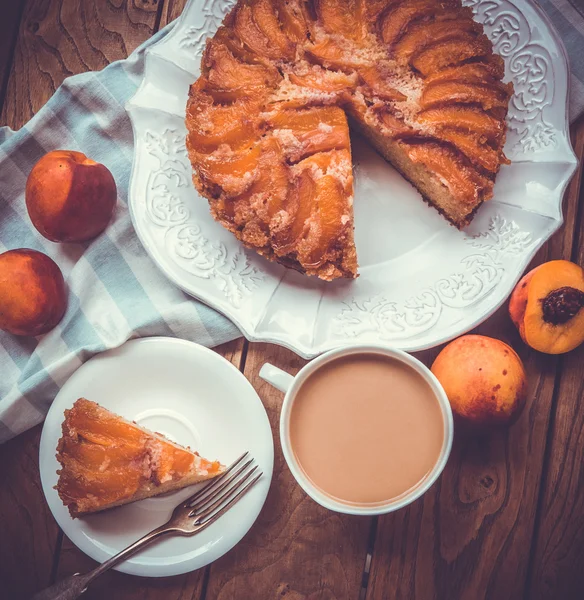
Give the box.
[56,398,224,518]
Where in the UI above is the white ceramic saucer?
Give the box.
[39,337,274,577]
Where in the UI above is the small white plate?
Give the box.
[39,337,274,577]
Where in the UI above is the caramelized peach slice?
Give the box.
[203,40,279,100]
[374,105,414,137]
[59,438,144,471]
[423,62,501,86]
[196,144,261,196]
[186,89,260,153]
[314,0,364,40]
[268,106,350,162]
[400,140,490,204]
[417,107,504,141]
[421,80,511,110]
[394,18,479,63]
[272,168,316,255]
[434,129,501,173]
[65,405,145,446]
[58,465,142,506]
[366,0,393,22]
[358,66,407,101]
[252,0,296,59]
[212,26,264,65]
[412,35,492,76]
[276,0,310,41]
[234,3,286,60]
[289,66,357,93]
[300,175,348,268]
[305,37,363,72]
[154,444,196,484]
[380,0,446,46]
[235,138,289,221]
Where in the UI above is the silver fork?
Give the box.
[31,452,261,600]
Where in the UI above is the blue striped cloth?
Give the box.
[1,2,583,443]
[0,25,239,443]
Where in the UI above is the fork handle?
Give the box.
[30,526,170,600]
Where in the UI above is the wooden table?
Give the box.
[1,2,584,599]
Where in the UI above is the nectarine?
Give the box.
[509,260,584,354]
[0,249,67,336]
[431,335,527,426]
[25,150,116,242]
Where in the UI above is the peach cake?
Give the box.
[185,0,513,280]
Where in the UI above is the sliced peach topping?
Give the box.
[276,0,310,41]
[400,140,491,205]
[58,464,143,507]
[366,0,393,22]
[235,137,289,221]
[154,443,196,484]
[304,37,363,72]
[65,404,144,447]
[268,106,350,162]
[289,65,357,93]
[421,80,511,111]
[186,88,260,153]
[412,35,492,76]
[423,62,500,86]
[314,0,364,41]
[394,18,479,63]
[272,153,351,272]
[252,0,296,60]
[233,3,286,61]
[434,129,501,173]
[203,40,279,100]
[212,26,264,65]
[358,66,407,101]
[272,168,316,255]
[417,107,504,141]
[196,144,261,197]
[380,0,447,46]
[60,437,142,470]
[374,105,414,137]
[299,174,348,268]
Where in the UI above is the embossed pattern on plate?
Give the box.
[127,0,577,358]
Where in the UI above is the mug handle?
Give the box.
[259,363,294,393]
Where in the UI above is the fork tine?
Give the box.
[181,451,248,507]
[190,461,257,514]
[197,472,263,530]
[193,465,259,519]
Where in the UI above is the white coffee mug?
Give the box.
[260,344,454,515]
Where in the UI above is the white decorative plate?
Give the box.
[127,0,578,359]
[39,337,273,577]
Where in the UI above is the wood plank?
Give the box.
[0,0,26,112]
[0,0,160,131]
[159,0,189,27]
[54,338,246,599]
[366,119,584,600]
[526,118,584,600]
[203,343,372,600]
[0,426,61,600]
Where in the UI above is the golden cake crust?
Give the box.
[185,0,513,281]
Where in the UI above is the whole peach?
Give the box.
[431,335,527,426]
[25,150,116,242]
[0,249,67,336]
